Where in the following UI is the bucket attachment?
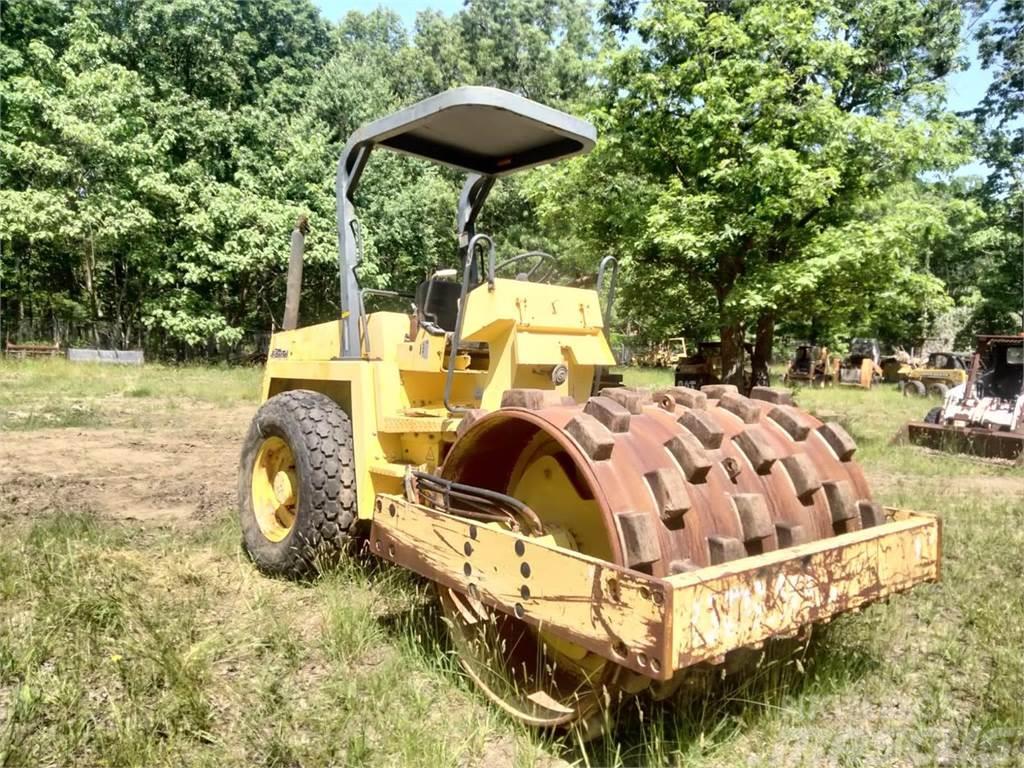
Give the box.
[907,421,1024,462]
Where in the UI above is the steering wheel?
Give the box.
[493,251,557,283]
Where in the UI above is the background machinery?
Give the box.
[673,341,767,390]
[899,351,971,398]
[638,336,689,368]
[879,350,909,384]
[674,341,725,389]
[907,335,1024,461]
[238,87,941,730]
[784,344,837,387]
[837,338,883,389]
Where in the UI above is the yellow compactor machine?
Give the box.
[239,88,940,729]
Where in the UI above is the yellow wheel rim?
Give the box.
[506,445,612,679]
[251,436,299,542]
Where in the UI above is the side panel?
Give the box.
[667,510,940,669]
[459,279,616,407]
[262,359,387,520]
[265,321,341,361]
[369,494,671,679]
[460,278,608,340]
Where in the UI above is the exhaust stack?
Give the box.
[283,215,308,331]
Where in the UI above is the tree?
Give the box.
[1,0,996,366]
[976,0,1023,193]
[0,0,339,353]
[968,0,1024,334]
[539,0,970,382]
[457,0,595,104]
[0,9,164,346]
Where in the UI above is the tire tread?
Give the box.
[240,389,357,578]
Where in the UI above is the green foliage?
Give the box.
[975,0,1023,191]
[968,0,1024,338]
[0,0,598,356]
[1,0,336,353]
[537,0,979,366]
[0,0,1014,363]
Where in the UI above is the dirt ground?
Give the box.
[4,391,1019,534]
[0,403,252,530]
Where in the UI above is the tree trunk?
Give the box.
[283,217,307,331]
[18,241,26,332]
[717,249,746,388]
[752,311,774,387]
[83,233,100,346]
[720,320,745,388]
[114,256,131,348]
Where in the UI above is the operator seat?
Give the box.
[415,279,461,333]
[988,358,1024,400]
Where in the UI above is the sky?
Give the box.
[313,0,993,175]
[948,40,991,115]
[315,0,461,26]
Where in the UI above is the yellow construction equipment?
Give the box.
[837,338,883,389]
[673,341,766,391]
[783,344,837,387]
[238,87,941,730]
[899,351,971,398]
[637,336,688,368]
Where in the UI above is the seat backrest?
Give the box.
[988,350,1024,399]
[415,279,461,333]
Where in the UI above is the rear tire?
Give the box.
[928,382,949,398]
[903,380,926,398]
[239,390,357,579]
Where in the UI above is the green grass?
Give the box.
[0,364,1022,766]
[0,516,507,767]
[614,364,674,390]
[0,358,260,430]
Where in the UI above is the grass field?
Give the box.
[1,360,1022,767]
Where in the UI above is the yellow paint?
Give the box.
[257,277,615,522]
[265,320,341,362]
[902,363,968,389]
[371,493,669,680]
[458,278,615,410]
[251,436,298,542]
[507,449,610,561]
[839,358,883,389]
[667,510,940,668]
[532,523,591,664]
[370,497,941,680]
[365,312,410,362]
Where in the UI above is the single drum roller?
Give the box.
[431,384,884,725]
[240,86,941,734]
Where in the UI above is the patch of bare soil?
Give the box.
[0,402,254,529]
[462,736,571,768]
[869,470,1024,499]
